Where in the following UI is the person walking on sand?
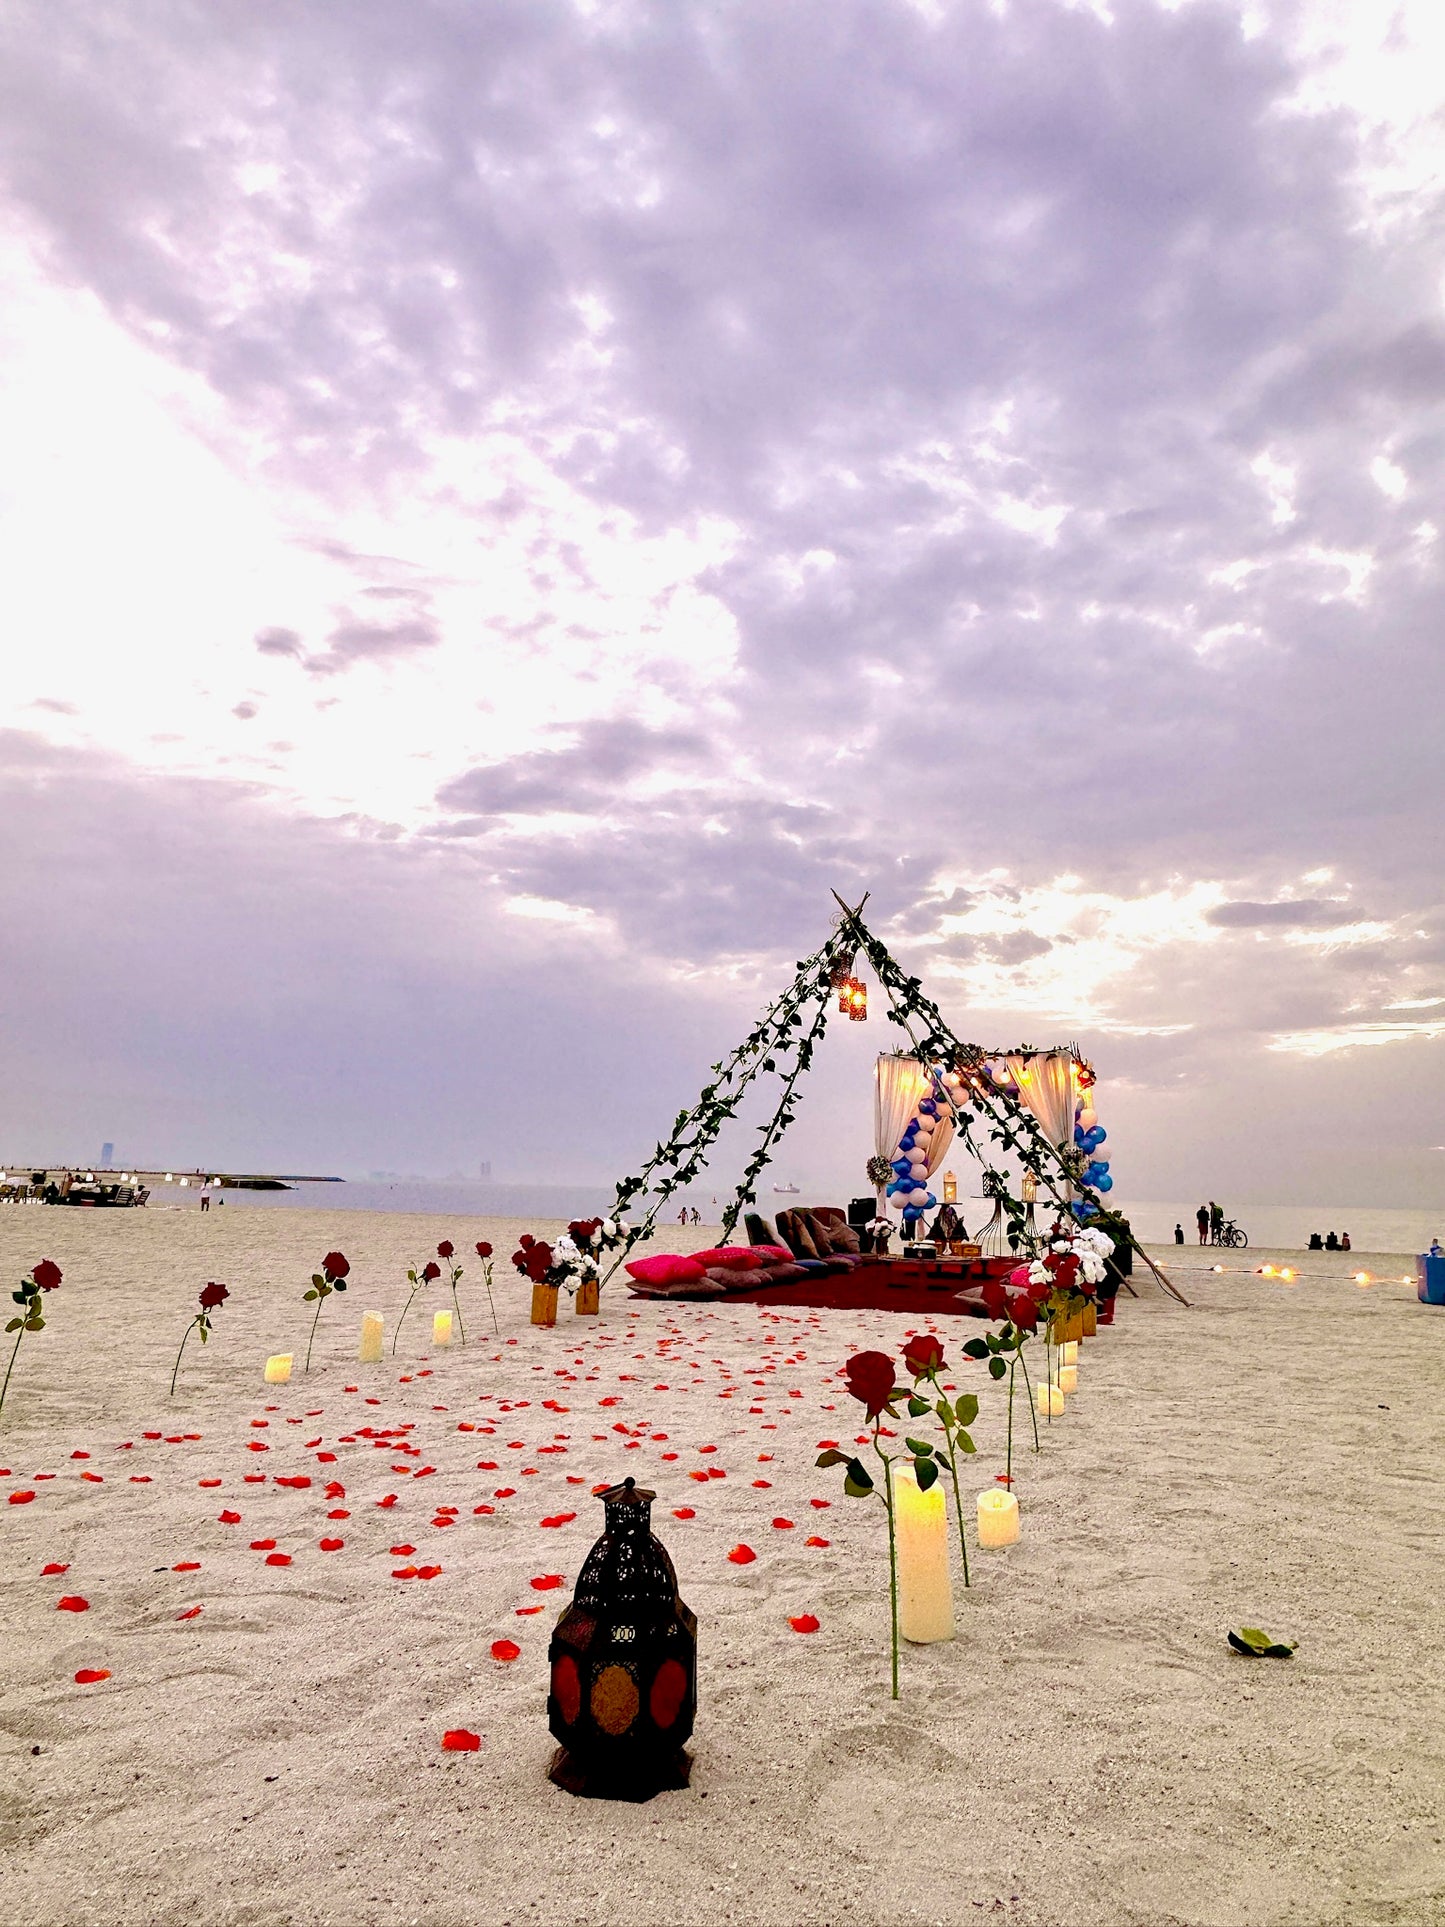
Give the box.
[1196,1204,1209,1245]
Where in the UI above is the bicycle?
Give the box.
[1213,1219,1248,1249]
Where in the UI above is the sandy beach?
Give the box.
[1,1206,1441,1927]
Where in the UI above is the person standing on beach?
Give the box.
[200,1180,212,1214]
[1209,1200,1223,1244]
[1174,1223,1185,1245]
[1196,1204,1209,1245]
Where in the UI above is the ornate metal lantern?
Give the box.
[547,1478,696,1800]
[841,977,868,1021]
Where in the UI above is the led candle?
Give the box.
[1055,1362,1078,1395]
[976,1487,1020,1547]
[1036,1381,1064,1417]
[359,1311,384,1363]
[893,1465,954,1642]
[1059,1341,1079,1365]
[432,1308,454,1347]
[263,1353,293,1384]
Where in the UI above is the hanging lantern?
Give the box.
[843,977,868,1021]
[828,947,857,991]
[942,1170,957,1204]
[547,1478,697,1801]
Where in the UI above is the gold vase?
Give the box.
[575,1278,600,1316]
[1083,1301,1097,1337]
[531,1283,560,1328]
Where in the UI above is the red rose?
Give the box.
[475,1242,493,1259]
[568,1218,602,1244]
[421,1262,441,1283]
[902,1334,945,1379]
[198,1282,229,1311]
[844,1350,897,1420]
[32,1259,62,1292]
[437,1241,454,1260]
[981,1279,1010,1323]
[322,1252,349,1280]
[1008,1290,1040,1331]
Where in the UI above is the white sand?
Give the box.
[0,1207,1441,1927]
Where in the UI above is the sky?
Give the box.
[1,0,1442,1209]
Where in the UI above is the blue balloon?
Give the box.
[1097,1173,1113,1192]
[1074,1126,1087,1144]
[918,1100,937,1116]
[1091,1127,1107,1146]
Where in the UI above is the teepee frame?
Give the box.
[604,895,1186,1303]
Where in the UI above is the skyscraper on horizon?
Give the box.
[101,1141,114,1167]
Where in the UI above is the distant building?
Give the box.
[478,1161,492,1180]
[101,1142,114,1167]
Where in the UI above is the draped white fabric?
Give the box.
[875,1054,928,1166]
[874,1054,956,1206]
[1006,1050,1076,1191]
[920,1106,955,1175]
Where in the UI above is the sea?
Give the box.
[187,1181,1441,1256]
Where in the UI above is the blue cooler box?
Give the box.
[1417,1255,1445,1305]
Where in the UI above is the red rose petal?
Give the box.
[529,1574,564,1591]
[416,1565,441,1580]
[9,1491,35,1505]
[392,1566,419,1579]
[41,1561,69,1575]
[805,1535,831,1547]
[176,1605,203,1620]
[218,1510,242,1525]
[771,1518,794,1530]
[672,1507,696,1520]
[442,1729,482,1752]
[490,1639,521,1662]
[198,1479,222,1489]
[376,1493,398,1508]
[74,1668,111,1684]
[389,1544,416,1556]
[727,1545,757,1566]
[264,1552,292,1567]
[516,1604,544,1616]
[319,1538,344,1552]
[249,1539,276,1551]
[789,1613,821,1634]
[56,1595,90,1612]
[172,1561,201,1572]
[809,1499,832,1509]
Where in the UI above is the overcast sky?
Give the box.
[2,0,1441,1208]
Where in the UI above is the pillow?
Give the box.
[748,1244,793,1264]
[777,1210,821,1260]
[795,1209,837,1255]
[625,1253,707,1286]
[759,1261,807,1283]
[811,1208,862,1256]
[628,1274,725,1300]
[744,1211,781,1248]
[690,1246,765,1271]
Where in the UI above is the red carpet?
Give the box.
[714,1256,1017,1318]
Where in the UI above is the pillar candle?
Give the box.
[893,1466,954,1642]
[1055,1362,1078,1395]
[359,1311,384,1363]
[1036,1381,1064,1417]
[263,1353,293,1384]
[976,1487,1020,1547]
[432,1308,453,1347]
[1059,1341,1079,1365]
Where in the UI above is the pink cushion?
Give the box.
[749,1244,793,1264]
[689,1246,765,1271]
[625,1253,707,1285]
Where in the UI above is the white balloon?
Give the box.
[913,1118,934,1139]
[909,1161,928,1181]
[1079,1108,1097,1131]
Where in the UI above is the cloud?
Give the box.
[255,627,303,658]
[436,717,709,819]
[1206,899,1358,929]
[231,701,259,720]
